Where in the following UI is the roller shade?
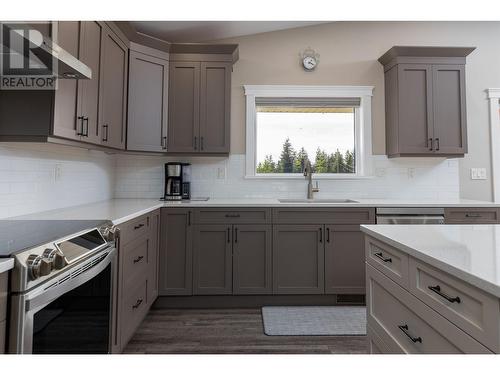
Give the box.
[255,97,361,107]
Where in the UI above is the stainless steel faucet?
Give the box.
[303,159,319,199]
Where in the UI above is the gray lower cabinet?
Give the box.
[159,209,193,296]
[0,272,7,353]
[273,225,325,294]
[233,225,272,295]
[325,225,366,294]
[127,44,169,152]
[444,207,500,224]
[379,46,473,157]
[193,224,233,295]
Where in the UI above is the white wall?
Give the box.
[0,143,115,219]
[213,21,500,201]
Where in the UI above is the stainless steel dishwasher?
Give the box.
[376,207,445,224]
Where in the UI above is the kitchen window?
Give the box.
[244,85,374,178]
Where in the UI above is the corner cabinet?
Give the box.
[167,46,236,154]
[127,43,169,152]
[379,46,475,158]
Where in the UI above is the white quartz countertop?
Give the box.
[0,258,14,273]
[360,224,500,298]
[7,198,500,225]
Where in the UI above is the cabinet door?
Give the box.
[273,225,325,294]
[199,62,231,153]
[159,209,193,296]
[147,210,160,305]
[325,225,366,294]
[167,61,200,153]
[99,25,127,149]
[233,224,272,295]
[397,64,434,154]
[193,224,232,295]
[76,21,103,144]
[127,50,168,152]
[52,21,80,141]
[432,64,467,155]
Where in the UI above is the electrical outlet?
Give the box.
[471,168,487,180]
[216,167,225,180]
[54,164,62,182]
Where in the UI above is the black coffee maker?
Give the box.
[164,162,191,200]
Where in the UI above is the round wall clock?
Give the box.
[300,47,320,71]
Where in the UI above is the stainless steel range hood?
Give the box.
[2,24,91,80]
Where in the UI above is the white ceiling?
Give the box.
[130,21,328,43]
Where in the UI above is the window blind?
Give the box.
[255,97,361,107]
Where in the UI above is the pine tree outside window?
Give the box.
[244,86,374,179]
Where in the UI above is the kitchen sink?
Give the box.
[278,198,359,203]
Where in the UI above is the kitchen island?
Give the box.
[360,224,500,354]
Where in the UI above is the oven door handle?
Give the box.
[24,247,116,313]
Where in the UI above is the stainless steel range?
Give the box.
[2,220,119,354]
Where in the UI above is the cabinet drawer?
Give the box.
[409,258,500,351]
[119,213,150,246]
[365,236,409,288]
[273,207,375,224]
[0,272,7,322]
[194,208,271,224]
[367,264,491,354]
[121,278,148,346]
[444,207,500,224]
[367,325,397,354]
[122,234,150,289]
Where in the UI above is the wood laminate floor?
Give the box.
[123,308,368,354]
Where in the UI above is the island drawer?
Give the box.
[193,208,271,224]
[272,207,375,224]
[367,325,396,354]
[122,234,150,289]
[119,213,150,246]
[365,236,409,288]
[444,207,500,224]
[367,264,492,354]
[409,258,500,352]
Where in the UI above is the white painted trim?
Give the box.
[244,85,374,178]
[487,89,500,202]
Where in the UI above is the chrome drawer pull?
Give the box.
[224,214,241,218]
[133,255,144,264]
[374,252,392,263]
[132,299,143,309]
[428,285,461,303]
[398,324,422,343]
[134,223,145,230]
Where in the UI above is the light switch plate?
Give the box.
[471,168,487,180]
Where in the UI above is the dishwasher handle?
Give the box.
[376,215,445,225]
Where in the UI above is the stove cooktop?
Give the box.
[0,219,109,257]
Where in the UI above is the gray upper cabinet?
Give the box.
[273,225,325,294]
[127,44,169,152]
[379,46,474,157]
[99,24,128,150]
[159,209,193,296]
[199,62,231,153]
[167,62,200,153]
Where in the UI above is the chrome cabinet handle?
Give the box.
[132,299,143,309]
[188,211,191,226]
[434,137,440,151]
[102,124,109,142]
[227,227,230,243]
[162,136,167,150]
[77,116,84,136]
[465,213,481,218]
[319,227,323,243]
[428,285,461,303]
[134,223,144,230]
[133,255,144,264]
[194,136,198,150]
[428,137,433,151]
[83,117,89,137]
[374,252,392,263]
[201,136,204,151]
[326,227,330,243]
[398,324,422,343]
[234,227,238,243]
[225,214,241,218]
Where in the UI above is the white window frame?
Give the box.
[243,85,374,179]
[487,88,500,202]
